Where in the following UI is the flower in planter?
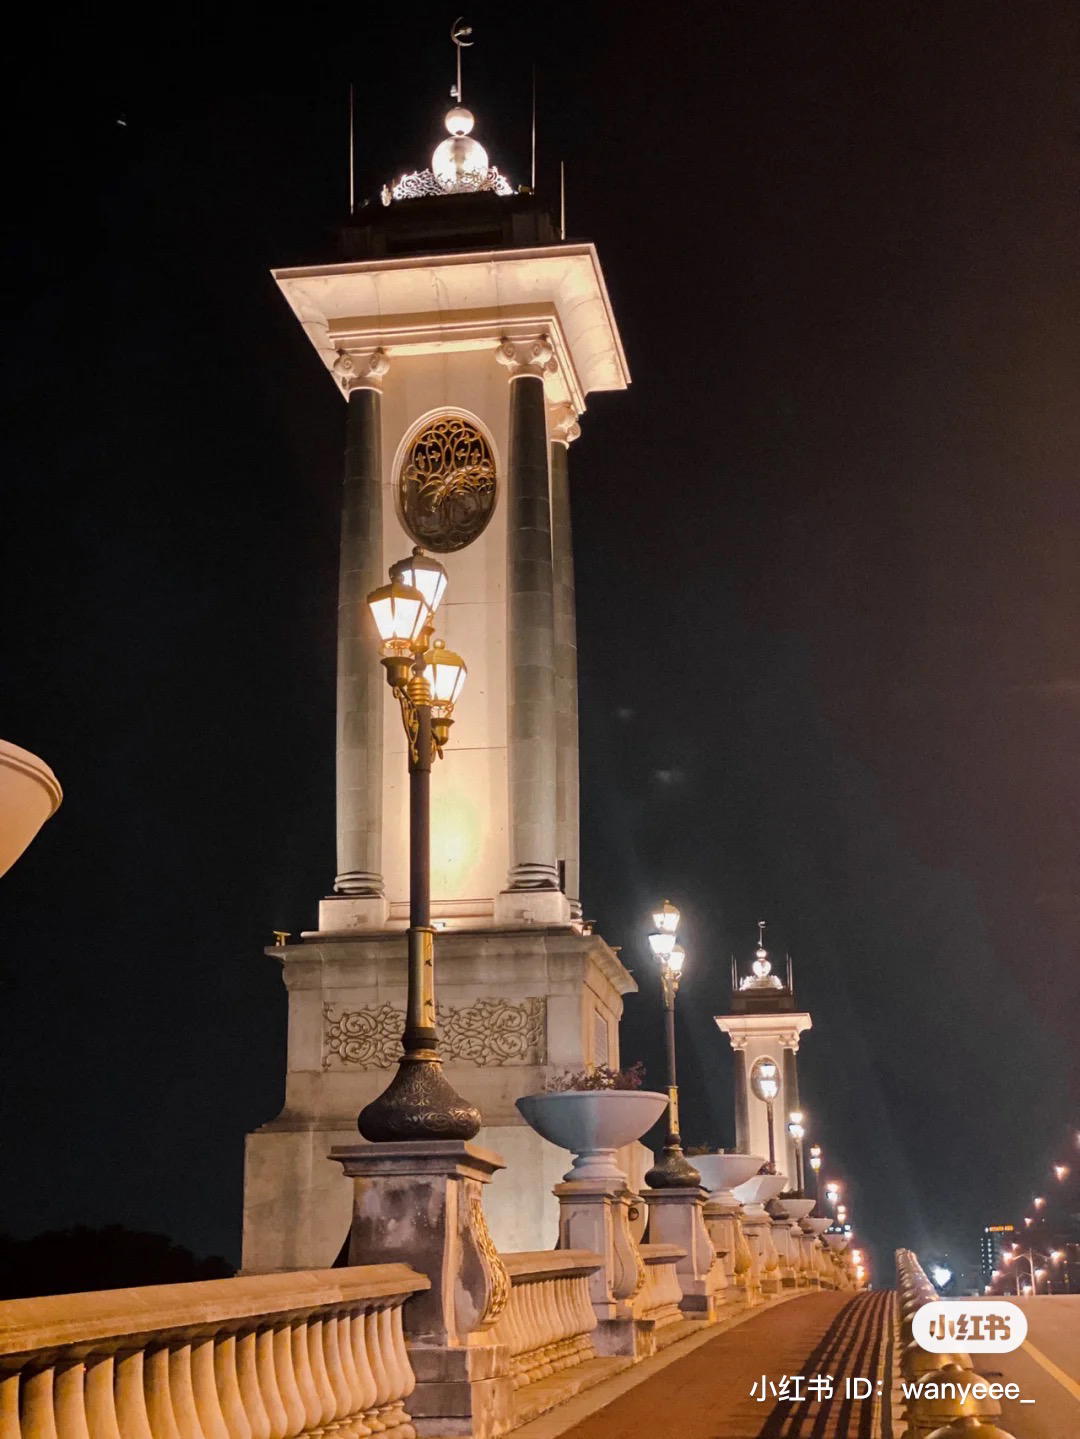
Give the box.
[542,1061,646,1093]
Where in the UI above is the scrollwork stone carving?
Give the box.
[495,334,559,380]
[324,996,547,1069]
[548,401,582,446]
[333,347,390,394]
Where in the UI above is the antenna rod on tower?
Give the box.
[531,67,537,190]
[348,83,355,215]
[560,160,566,239]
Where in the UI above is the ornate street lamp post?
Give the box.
[645,902,701,1188]
[357,547,481,1142]
[787,1111,806,1193]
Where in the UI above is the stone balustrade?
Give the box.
[894,1248,1018,1439]
[490,1251,601,1389]
[0,1263,428,1439]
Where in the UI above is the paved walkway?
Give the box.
[550,1290,895,1439]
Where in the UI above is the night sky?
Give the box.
[3,2,1077,1285]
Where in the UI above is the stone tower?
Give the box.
[714,925,812,1183]
[242,66,636,1269]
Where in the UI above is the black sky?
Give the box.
[2,1,1077,1283]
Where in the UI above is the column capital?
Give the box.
[780,1032,802,1051]
[548,400,582,446]
[333,346,390,394]
[728,1034,750,1052]
[495,333,559,380]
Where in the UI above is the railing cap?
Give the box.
[0,1263,429,1361]
[498,1249,603,1281]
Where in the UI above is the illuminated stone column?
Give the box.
[782,1039,801,1181]
[731,1036,752,1153]
[495,337,566,921]
[549,402,582,916]
[331,349,389,907]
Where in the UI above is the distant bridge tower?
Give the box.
[714,922,812,1183]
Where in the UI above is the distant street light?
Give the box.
[1054,1164,1070,1181]
[645,904,700,1188]
[787,1111,806,1193]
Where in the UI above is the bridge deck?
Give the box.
[523,1290,895,1439]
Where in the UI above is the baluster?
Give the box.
[330,1314,369,1439]
[53,1358,91,1439]
[235,1332,270,1439]
[362,1310,389,1433]
[1,1368,23,1439]
[144,1347,182,1439]
[386,1301,414,1407]
[374,1306,406,1432]
[305,1318,337,1433]
[317,1312,352,1434]
[288,1320,322,1436]
[167,1344,208,1439]
[213,1334,253,1439]
[347,1307,379,1435]
[113,1350,153,1439]
[253,1329,289,1439]
[21,1366,59,1439]
[190,1338,230,1439]
[269,1325,305,1439]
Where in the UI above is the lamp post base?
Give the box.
[358,1057,482,1142]
[645,1144,702,1189]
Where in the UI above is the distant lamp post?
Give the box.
[1054,1164,1070,1181]
[809,1144,822,1198]
[357,547,480,1142]
[750,1056,781,1172]
[646,903,700,1187]
[825,1181,841,1215]
[1033,1196,1046,1210]
[787,1111,806,1193]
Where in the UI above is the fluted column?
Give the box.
[497,336,560,895]
[549,402,582,916]
[332,348,388,898]
[781,1038,800,1182]
[732,1038,751,1154]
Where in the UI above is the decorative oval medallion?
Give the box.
[399,414,496,552]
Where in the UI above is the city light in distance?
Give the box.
[1054,1164,1069,1181]
[930,1265,953,1288]
[1033,1196,1045,1209]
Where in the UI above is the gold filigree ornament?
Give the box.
[399,414,496,552]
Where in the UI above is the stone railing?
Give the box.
[895,1248,1018,1439]
[490,1250,601,1389]
[633,1244,685,1334]
[0,1263,428,1438]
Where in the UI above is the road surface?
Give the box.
[988,1294,1080,1439]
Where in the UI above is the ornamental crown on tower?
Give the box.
[381,19,515,206]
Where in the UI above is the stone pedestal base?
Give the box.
[242,926,636,1272]
[332,1141,513,1439]
[493,889,573,925]
[554,1175,646,1357]
[643,1188,725,1319]
[318,894,391,931]
[703,1200,757,1305]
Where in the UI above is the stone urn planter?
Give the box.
[824,1232,849,1252]
[780,1198,816,1222]
[731,1173,788,1218]
[801,1217,832,1236]
[516,1089,668,1183]
[0,739,62,878]
[693,1154,766,1206]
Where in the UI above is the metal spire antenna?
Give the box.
[531,66,537,190]
[348,83,355,215]
[450,17,473,102]
[757,919,766,953]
